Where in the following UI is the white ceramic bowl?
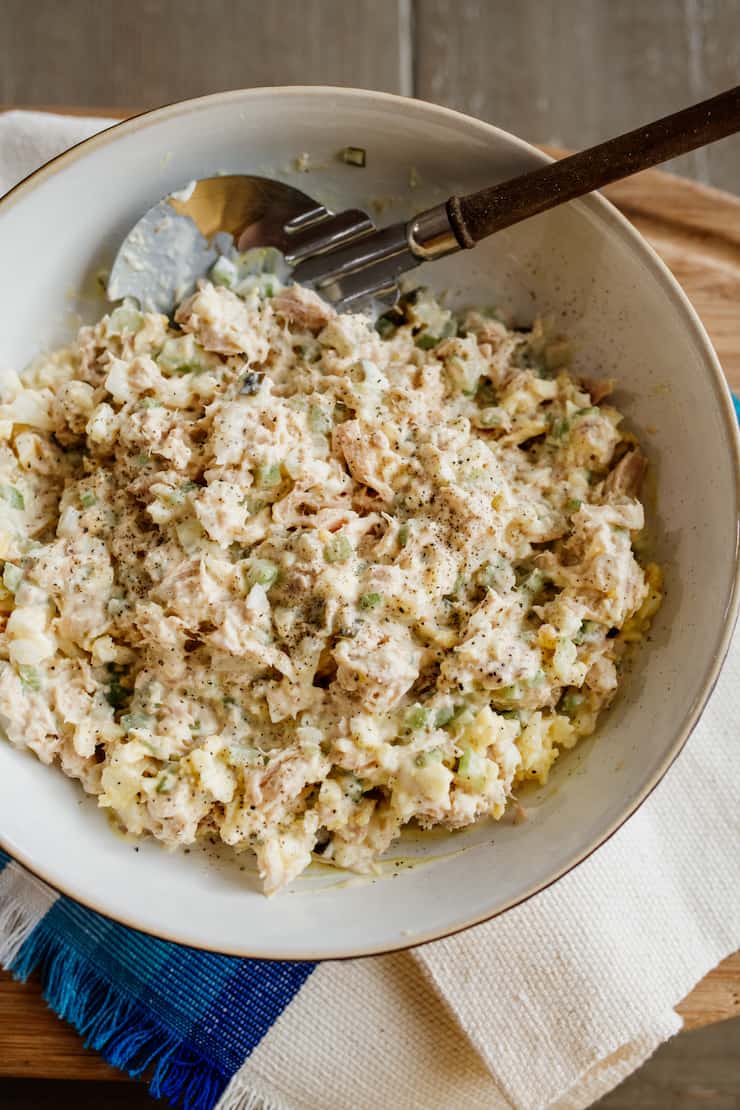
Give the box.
[1,88,738,960]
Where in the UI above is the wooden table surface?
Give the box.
[0,111,739,1079]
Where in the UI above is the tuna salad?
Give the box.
[0,269,661,893]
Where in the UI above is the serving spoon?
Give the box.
[109,86,739,315]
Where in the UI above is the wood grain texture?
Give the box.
[0,157,738,1080]
[596,1014,740,1108]
[415,0,740,193]
[0,0,407,107]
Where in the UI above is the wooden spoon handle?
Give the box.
[447,85,740,248]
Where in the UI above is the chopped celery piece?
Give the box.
[245,559,279,590]
[105,301,143,336]
[228,744,261,767]
[403,705,428,732]
[1,485,24,510]
[121,712,152,732]
[158,335,205,377]
[414,333,439,351]
[479,557,511,592]
[80,491,97,509]
[18,664,41,691]
[566,498,582,513]
[434,705,456,728]
[140,397,162,409]
[359,591,383,610]
[324,535,353,563]
[415,748,443,768]
[155,767,177,793]
[559,689,585,716]
[397,524,409,547]
[550,417,571,439]
[256,463,282,488]
[210,255,238,287]
[309,404,332,434]
[375,313,397,339]
[496,683,521,703]
[2,563,22,592]
[457,748,487,792]
[523,570,546,594]
[340,146,367,167]
[574,620,601,645]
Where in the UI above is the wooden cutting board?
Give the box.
[0,155,738,1082]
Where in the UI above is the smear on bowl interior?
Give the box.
[0,250,662,894]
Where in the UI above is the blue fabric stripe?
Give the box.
[0,845,316,1107]
[19,896,315,1064]
[733,392,740,426]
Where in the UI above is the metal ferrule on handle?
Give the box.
[406,205,461,260]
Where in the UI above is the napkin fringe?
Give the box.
[216,1075,288,1110]
[0,886,42,965]
[9,914,229,1110]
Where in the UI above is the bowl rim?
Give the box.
[1,85,739,961]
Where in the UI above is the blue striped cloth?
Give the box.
[2,395,739,1109]
[0,849,314,1107]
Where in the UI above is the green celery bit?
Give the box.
[340,146,367,167]
[106,302,143,335]
[457,748,487,792]
[18,664,40,691]
[495,683,521,703]
[245,559,279,590]
[256,463,281,488]
[559,689,585,716]
[415,748,443,768]
[2,563,22,593]
[121,712,152,732]
[309,404,332,434]
[479,557,510,591]
[1,485,24,510]
[404,705,428,732]
[155,768,177,793]
[523,569,546,594]
[551,417,571,439]
[566,498,582,513]
[397,524,409,547]
[434,705,456,728]
[414,333,439,351]
[80,491,97,508]
[573,620,601,645]
[324,535,353,564]
[375,314,397,339]
[359,591,383,610]
[210,255,237,287]
[228,744,261,767]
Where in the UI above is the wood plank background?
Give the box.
[0,0,738,192]
[0,1,739,1105]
